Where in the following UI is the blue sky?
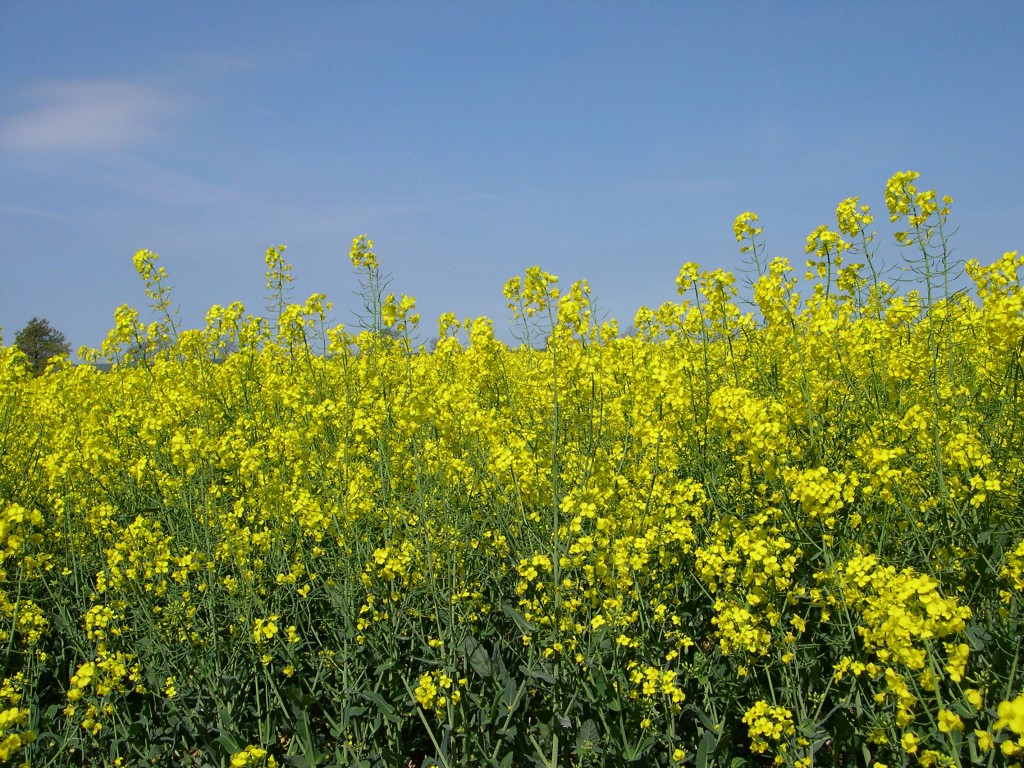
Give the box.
[2,2,1022,354]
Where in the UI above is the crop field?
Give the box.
[1,172,1023,767]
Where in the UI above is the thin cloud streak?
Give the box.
[179,53,260,77]
[0,203,77,222]
[0,79,188,153]
[96,156,251,207]
[622,178,733,198]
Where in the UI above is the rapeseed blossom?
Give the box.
[0,170,1021,766]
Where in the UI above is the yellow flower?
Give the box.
[995,694,1024,735]
[937,710,964,733]
[901,731,920,753]
[732,212,762,252]
[885,170,920,222]
[835,197,873,237]
[349,234,377,270]
[231,745,277,768]
[975,730,995,751]
[944,642,969,682]
[253,616,279,643]
[965,689,984,711]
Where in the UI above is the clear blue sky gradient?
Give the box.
[2,2,1022,353]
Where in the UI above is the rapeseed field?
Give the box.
[1,172,1022,767]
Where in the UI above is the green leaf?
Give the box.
[695,728,717,768]
[283,684,316,710]
[586,665,609,696]
[520,662,555,685]
[624,731,658,762]
[502,602,539,632]
[463,635,494,679]
[215,729,244,756]
[576,719,600,745]
[292,711,325,765]
[966,622,992,652]
[343,704,367,721]
[689,704,719,733]
[950,698,977,719]
[501,678,519,710]
[493,646,509,680]
[360,689,402,724]
[829,707,855,743]
[574,719,602,756]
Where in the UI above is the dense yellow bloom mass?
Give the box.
[742,700,795,754]
[231,745,277,768]
[0,170,1021,766]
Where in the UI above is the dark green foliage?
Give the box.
[14,316,71,376]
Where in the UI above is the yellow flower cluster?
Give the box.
[742,700,795,755]
[832,553,971,670]
[414,670,463,712]
[626,664,686,706]
[1002,538,1024,597]
[732,211,762,254]
[0,675,34,766]
[231,745,277,768]
[348,234,377,271]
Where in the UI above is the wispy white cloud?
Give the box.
[97,155,247,206]
[0,79,187,153]
[0,203,76,221]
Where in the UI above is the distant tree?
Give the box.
[14,317,71,375]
